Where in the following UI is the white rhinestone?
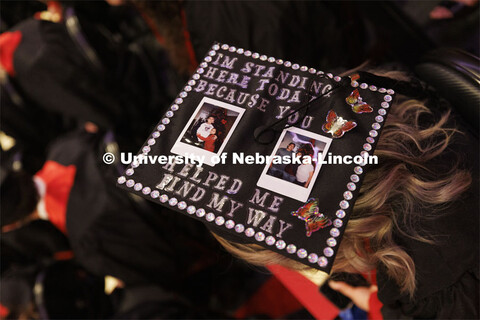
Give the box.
[151,190,160,199]
[318,256,328,267]
[333,219,343,228]
[236,48,244,54]
[340,200,349,209]
[228,46,236,52]
[235,224,245,233]
[297,249,307,258]
[200,62,207,68]
[385,95,392,102]
[252,53,259,59]
[225,220,235,229]
[330,228,340,237]
[126,179,134,187]
[192,74,200,80]
[171,105,179,112]
[324,247,334,257]
[260,55,267,61]
[212,44,219,50]
[387,89,395,95]
[351,174,360,182]
[300,66,308,71]
[354,166,363,174]
[363,143,372,151]
[197,68,204,74]
[343,191,353,200]
[375,116,384,122]
[244,50,252,56]
[381,101,389,108]
[206,212,215,222]
[126,168,134,176]
[369,85,377,91]
[142,146,150,153]
[159,194,168,202]
[142,187,151,195]
[265,236,275,245]
[148,138,156,146]
[305,254,317,264]
[286,244,297,254]
[268,57,275,62]
[336,209,346,218]
[188,79,196,86]
[215,216,225,225]
[187,205,196,214]
[152,131,160,138]
[346,183,356,192]
[372,123,381,130]
[245,228,255,237]
[134,183,142,191]
[369,130,378,137]
[117,176,126,184]
[366,137,374,143]
[175,98,183,104]
[161,118,170,125]
[204,56,212,62]
[276,240,286,250]
[327,237,337,247]
[196,208,206,217]
[157,124,165,131]
[351,81,359,87]
[292,64,299,70]
[221,44,229,50]
[360,83,368,89]
[378,88,386,93]
[178,201,187,210]
[179,91,188,98]
[334,76,341,82]
[255,232,265,241]
[379,109,387,116]
[309,68,316,74]
[168,198,178,206]
[284,61,292,67]
[327,73,333,78]
[131,161,139,168]
[208,50,216,56]
[276,59,283,65]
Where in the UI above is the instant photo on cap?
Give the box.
[117,43,396,272]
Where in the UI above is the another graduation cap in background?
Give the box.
[117,43,396,273]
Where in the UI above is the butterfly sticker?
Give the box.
[291,198,332,237]
[345,89,373,114]
[322,110,357,138]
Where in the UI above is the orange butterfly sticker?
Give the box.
[291,198,332,237]
[322,110,357,138]
[346,89,373,114]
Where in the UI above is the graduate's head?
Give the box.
[286,143,295,152]
[210,92,472,298]
[206,116,215,124]
[0,170,39,231]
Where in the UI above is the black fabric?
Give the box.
[184,1,371,71]
[377,119,480,318]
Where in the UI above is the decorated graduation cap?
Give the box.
[117,43,397,272]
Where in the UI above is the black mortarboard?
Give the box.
[117,43,397,272]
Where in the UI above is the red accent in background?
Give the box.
[35,161,76,235]
[268,264,340,320]
[234,276,303,319]
[180,8,198,74]
[0,31,22,76]
[54,250,74,261]
[368,292,384,320]
[0,303,10,318]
